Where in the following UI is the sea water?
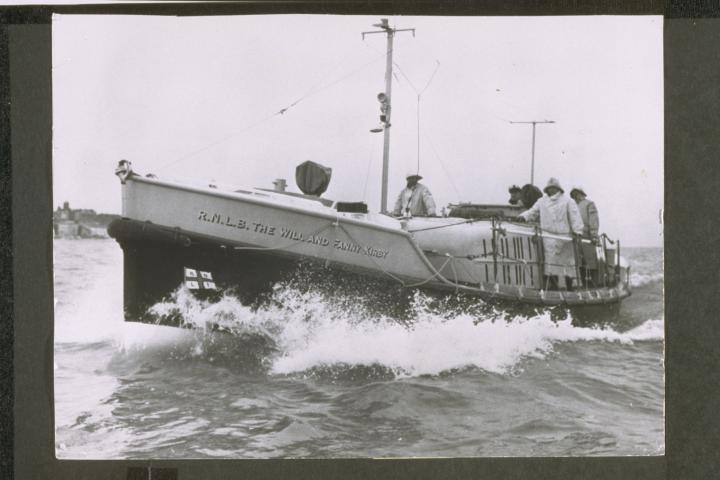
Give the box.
[54,239,664,458]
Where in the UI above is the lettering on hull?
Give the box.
[198,210,389,259]
[280,227,331,246]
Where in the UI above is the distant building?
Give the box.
[53,201,119,239]
[55,221,80,237]
[55,201,72,221]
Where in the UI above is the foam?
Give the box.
[623,318,664,342]
[630,272,664,288]
[140,284,665,378]
[53,238,664,379]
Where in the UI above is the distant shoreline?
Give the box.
[53,201,120,239]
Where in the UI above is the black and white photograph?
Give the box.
[52,14,663,458]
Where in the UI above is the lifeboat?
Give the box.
[108,160,631,325]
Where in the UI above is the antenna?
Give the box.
[509,119,556,185]
[416,60,440,180]
[362,18,415,214]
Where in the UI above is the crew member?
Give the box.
[509,184,543,209]
[517,177,584,291]
[508,185,524,206]
[392,172,436,217]
[570,187,599,240]
[570,187,600,287]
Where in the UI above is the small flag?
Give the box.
[184,267,217,291]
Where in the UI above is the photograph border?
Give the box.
[4,1,717,478]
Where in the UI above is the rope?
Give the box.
[455,257,482,285]
[158,112,279,171]
[219,212,454,290]
[223,213,595,296]
[333,221,611,301]
[449,256,459,287]
[276,53,386,116]
[364,37,459,202]
[423,133,463,200]
[282,52,363,114]
[407,218,476,233]
[157,53,385,172]
[402,218,590,281]
[362,138,376,199]
[419,60,441,97]
[416,60,441,177]
[403,256,454,288]
[336,222,452,289]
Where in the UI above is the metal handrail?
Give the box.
[534,224,546,288]
[502,221,579,243]
[490,218,499,281]
[487,218,627,292]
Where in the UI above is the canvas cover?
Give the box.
[295,160,332,196]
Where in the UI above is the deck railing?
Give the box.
[493,219,620,289]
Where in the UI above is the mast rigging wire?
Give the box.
[364,44,460,203]
[415,60,440,174]
[157,53,386,172]
[371,50,440,176]
[423,132,462,201]
[276,53,386,116]
[362,139,376,200]
[364,41,486,203]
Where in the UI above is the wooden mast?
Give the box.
[362,19,415,213]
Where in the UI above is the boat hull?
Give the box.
[109,218,627,327]
[109,171,631,325]
[109,217,426,325]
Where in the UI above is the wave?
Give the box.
[54,241,664,375]
[623,318,664,342]
[630,272,664,288]
[140,283,664,378]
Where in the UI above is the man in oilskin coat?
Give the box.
[392,172,437,217]
[516,177,584,291]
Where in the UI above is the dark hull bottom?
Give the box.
[119,235,299,325]
[109,219,625,328]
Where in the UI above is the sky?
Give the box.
[52,14,663,247]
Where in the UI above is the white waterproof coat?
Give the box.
[519,192,584,279]
[576,198,600,238]
[392,183,437,217]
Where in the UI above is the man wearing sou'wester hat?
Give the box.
[392,171,436,217]
[518,177,584,291]
[570,187,600,241]
[570,186,601,286]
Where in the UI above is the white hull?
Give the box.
[109,164,631,323]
